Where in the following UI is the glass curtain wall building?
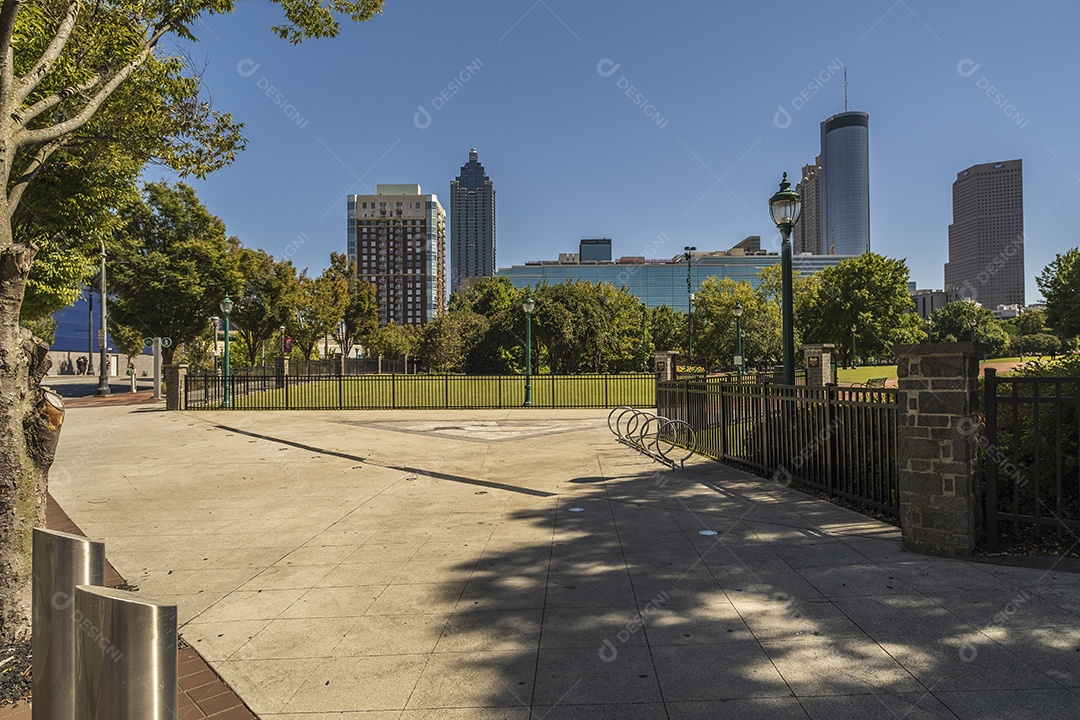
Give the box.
[449,148,496,293]
[820,111,870,256]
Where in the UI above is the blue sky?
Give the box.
[162,0,1080,303]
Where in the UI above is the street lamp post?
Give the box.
[523,295,535,407]
[96,242,110,396]
[734,302,744,376]
[970,318,977,344]
[220,296,233,407]
[640,304,648,372]
[684,246,696,360]
[768,173,802,386]
[850,324,858,369]
[210,317,220,371]
[925,316,933,343]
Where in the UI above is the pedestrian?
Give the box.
[76,355,87,375]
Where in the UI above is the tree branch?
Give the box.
[14,23,170,149]
[15,69,106,127]
[15,0,81,106]
[0,0,23,99]
[6,137,64,214]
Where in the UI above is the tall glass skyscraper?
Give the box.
[450,148,496,293]
[820,111,870,255]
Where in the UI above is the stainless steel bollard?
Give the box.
[32,528,105,720]
[73,586,177,720]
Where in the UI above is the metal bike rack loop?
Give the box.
[607,407,696,469]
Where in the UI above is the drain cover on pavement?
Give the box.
[699,529,718,536]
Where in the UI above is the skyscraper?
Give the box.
[944,160,1024,310]
[793,157,822,254]
[347,185,446,327]
[819,111,870,255]
[450,148,496,293]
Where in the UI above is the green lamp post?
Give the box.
[220,295,233,408]
[523,295,535,407]
[768,173,802,386]
[851,324,858,369]
[684,246,696,359]
[734,302,744,376]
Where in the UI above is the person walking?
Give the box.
[76,355,87,375]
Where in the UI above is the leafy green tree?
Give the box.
[231,247,300,367]
[0,0,387,643]
[694,277,781,371]
[1037,248,1080,340]
[798,253,923,365]
[928,300,1010,355]
[108,182,241,364]
[325,252,377,358]
[290,269,349,360]
[650,305,686,355]
[418,311,486,373]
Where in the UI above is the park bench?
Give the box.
[859,377,888,388]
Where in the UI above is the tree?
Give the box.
[650,305,685,355]
[290,269,348,360]
[693,277,780,371]
[0,0,386,642]
[798,253,923,365]
[230,247,299,367]
[928,300,1010,356]
[1037,248,1080,341]
[325,252,377,358]
[108,182,241,364]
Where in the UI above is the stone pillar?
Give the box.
[802,343,836,386]
[275,355,289,389]
[895,343,985,557]
[772,365,785,384]
[653,351,678,381]
[164,364,187,410]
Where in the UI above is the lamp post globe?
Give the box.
[768,173,801,385]
[523,295,535,407]
[220,296,233,407]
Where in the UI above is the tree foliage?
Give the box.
[108,181,241,364]
[928,299,1010,356]
[230,246,299,366]
[1037,248,1080,341]
[290,269,349,360]
[798,253,923,364]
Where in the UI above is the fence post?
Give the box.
[284,373,290,410]
[164,364,187,410]
[32,528,105,720]
[445,374,450,409]
[895,342,985,557]
[392,373,396,409]
[826,384,838,494]
[983,368,999,552]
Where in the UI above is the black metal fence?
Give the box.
[982,368,1080,552]
[184,372,656,410]
[218,357,414,376]
[658,377,900,519]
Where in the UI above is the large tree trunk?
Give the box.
[0,242,65,644]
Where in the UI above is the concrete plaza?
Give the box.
[50,403,1080,718]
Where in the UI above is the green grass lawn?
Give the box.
[196,373,657,410]
[835,366,898,384]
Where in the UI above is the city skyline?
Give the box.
[449,148,497,292]
[159,2,1078,304]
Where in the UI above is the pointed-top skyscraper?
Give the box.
[450,148,496,293]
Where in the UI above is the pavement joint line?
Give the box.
[207,420,555,497]
[525,494,561,712]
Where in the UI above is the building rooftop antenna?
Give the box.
[844,68,848,112]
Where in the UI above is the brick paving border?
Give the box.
[0,494,256,719]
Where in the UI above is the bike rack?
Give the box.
[608,406,696,469]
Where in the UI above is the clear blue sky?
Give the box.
[161,0,1080,304]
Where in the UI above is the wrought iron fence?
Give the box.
[982,368,1080,552]
[658,377,899,519]
[184,372,656,410]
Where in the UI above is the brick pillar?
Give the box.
[895,343,985,557]
[165,364,188,410]
[653,351,678,381]
[802,344,836,386]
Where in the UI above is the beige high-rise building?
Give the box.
[347,185,446,327]
[944,160,1024,310]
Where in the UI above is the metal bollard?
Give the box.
[32,528,105,720]
[73,585,177,720]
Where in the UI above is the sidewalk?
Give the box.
[48,405,1080,718]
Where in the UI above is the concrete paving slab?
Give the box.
[50,405,1080,717]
